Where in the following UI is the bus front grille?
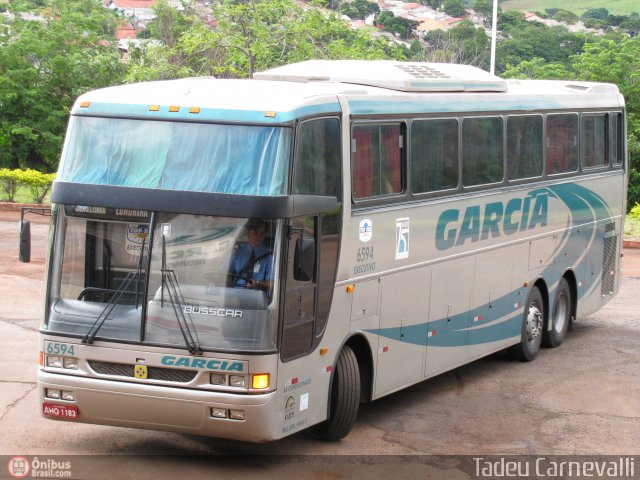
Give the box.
[87,360,198,383]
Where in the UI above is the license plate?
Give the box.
[43,403,79,419]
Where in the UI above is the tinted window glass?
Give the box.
[610,112,623,166]
[582,114,607,169]
[411,119,459,193]
[462,117,504,186]
[352,124,403,199]
[546,114,578,175]
[507,115,543,180]
[294,118,341,200]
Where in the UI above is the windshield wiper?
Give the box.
[160,232,202,355]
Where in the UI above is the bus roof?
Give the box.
[254,60,508,92]
[73,61,623,122]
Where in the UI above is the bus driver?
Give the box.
[229,218,273,291]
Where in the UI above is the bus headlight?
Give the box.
[210,373,226,386]
[46,356,63,368]
[63,357,78,370]
[61,391,75,401]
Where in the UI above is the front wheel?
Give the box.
[308,345,360,441]
[542,278,571,348]
[510,286,544,362]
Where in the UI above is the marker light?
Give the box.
[169,105,180,112]
[189,107,201,114]
[39,351,44,367]
[80,101,90,108]
[229,375,246,388]
[149,105,160,111]
[251,374,270,390]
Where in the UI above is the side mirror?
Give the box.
[19,220,31,263]
[294,237,316,282]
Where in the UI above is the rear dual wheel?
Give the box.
[543,278,571,348]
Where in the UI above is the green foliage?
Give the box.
[503,57,572,79]
[0,168,55,203]
[19,169,56,203]
[0,168,21,202]
[129,0,409,82]
[422,20,489,67]
[473,0,494,25]
[495,24,585,74]
[443,0,466,17]
[581,8,609,21]
[340,0,379,20]
[552,9,579,24]
[376,10,418,39]
[0,0,126,171]
[629,203,640,220]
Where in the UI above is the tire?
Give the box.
[510,286,544,362]
[542,278,571,348]
[308,345,360,441]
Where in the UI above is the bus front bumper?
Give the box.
[38,370,281,443]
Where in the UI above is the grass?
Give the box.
[500,0,639,16]
[625,216,640,241]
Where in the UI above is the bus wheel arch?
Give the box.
[543,272,575,348]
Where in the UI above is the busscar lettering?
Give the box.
[183,305,243,318]
[436,191,549,250]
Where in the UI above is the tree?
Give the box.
[495,24,584,74]
[128,0,409,82]
[376,11,418,39]
[473,0,494,26]
[443,0,465,18]
[0,0,125,170]
[340,0,379,20]
[581,8,609,22]
[422,20,489,68]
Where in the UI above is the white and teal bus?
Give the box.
[36,60,627,442]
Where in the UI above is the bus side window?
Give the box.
[462,117,504,186]
[352,123,403,199]
[507,115,543,181]
[411,118,459,193]
[610,112,623,166]
[581,113,607,169]
[546,114,578,175]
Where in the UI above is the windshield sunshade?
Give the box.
[58,117,291,196]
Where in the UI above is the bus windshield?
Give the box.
[47,208,281,351]
[58,117,291,196]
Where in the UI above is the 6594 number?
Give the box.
[356,246,374,262]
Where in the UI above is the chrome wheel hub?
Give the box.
[526,304,543,342]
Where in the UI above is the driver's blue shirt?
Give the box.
[229,244,273,287]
